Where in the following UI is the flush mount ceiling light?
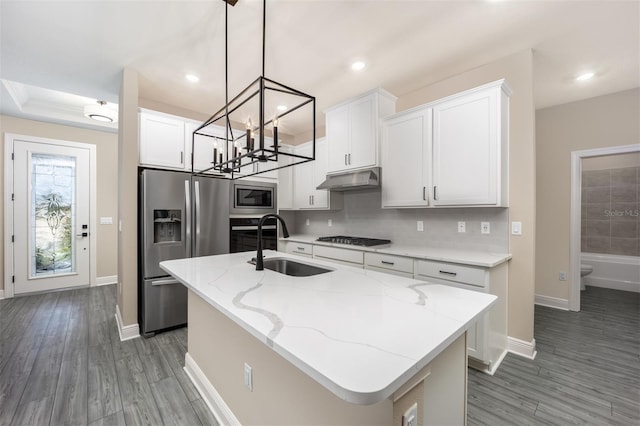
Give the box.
[575,71,595,82]
[84,100,117,123]
[351,61,366,71]
[185,74,200,83]
[192,0,316,179]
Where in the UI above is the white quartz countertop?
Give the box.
[160,250,497,405]
[284,234,511,268]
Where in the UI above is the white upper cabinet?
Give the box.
[277,145,294,210]
[185,120,226,174]
[432,80,510,206]
[380,79,510,208]
[381,107,432,208]
[325,89,397,174]
[293,138,342,210]
[139,110,186,170]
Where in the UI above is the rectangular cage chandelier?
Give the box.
[192,0,316,179]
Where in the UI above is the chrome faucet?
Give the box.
[255,213,289,271]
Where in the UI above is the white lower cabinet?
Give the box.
[414,259,508,373]
[364,252,414,278]
[280,241,313,258]
[312,245,364,268]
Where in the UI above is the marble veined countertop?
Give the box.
[284,234,511,268]
[160,250,497,405]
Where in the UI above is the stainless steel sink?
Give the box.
[249,257,333,277]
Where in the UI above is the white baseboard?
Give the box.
[535,294,569,310]
[115,304,140,341]
[95,275,118,287]
[507,336,537,360]
[184,353,240,426]
[0,289,4,299]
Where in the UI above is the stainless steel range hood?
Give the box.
[316,167,381,191]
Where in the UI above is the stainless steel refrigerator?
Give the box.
[139,169,230,336]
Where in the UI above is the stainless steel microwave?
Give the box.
[230,180,277,215]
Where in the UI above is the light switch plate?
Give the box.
[458,221,466,233]
[328,219,332,227]
[511,221,522,235]
[417,221,424,232]
[305,218,310,226]
[100,216,113,225]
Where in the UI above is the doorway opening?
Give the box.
[569,144,640,311]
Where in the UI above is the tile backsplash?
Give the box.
[581,167,639,256]
[281,189,509,253]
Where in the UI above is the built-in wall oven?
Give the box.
[230,180,276,215]
[229,216,278,253]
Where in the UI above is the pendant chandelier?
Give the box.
[192,0,316,179]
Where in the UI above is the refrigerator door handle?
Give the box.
[185,180,192,258]
[194,180,201,257]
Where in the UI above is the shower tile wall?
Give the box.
[582,167,639,256]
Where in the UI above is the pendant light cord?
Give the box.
[262,0,266,77]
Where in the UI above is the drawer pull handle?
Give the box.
[381,260,395,266]
[297,247,305,251]
[439,270,457,276]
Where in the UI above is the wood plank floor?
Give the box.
[0,285,218,426]
[1,284,638,425]
[468,286,640,426]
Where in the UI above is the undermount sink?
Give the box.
[249,257,333,277]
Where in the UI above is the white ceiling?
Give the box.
[1,0,638,135]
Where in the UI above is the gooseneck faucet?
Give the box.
[255,213,289,271]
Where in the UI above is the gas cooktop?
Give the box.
[316,236,392,247]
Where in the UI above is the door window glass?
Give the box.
[30,153,76,277]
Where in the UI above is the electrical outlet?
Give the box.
[559,271,567,281]
[305,218,310,226]
[458,221,466,233]
[417,221,424,232]
[481,222,490,234]
[402,403,418,426]
[244,363,253,391]
[328,219,332,227]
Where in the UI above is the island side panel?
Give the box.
[186,290,393,425]
[392,334,467,426]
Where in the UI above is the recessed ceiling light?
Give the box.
[351,61,366,71]
[575,72,595,82]
[185,74,200,83]
[277,105,288,112]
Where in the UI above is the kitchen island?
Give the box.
[161,250,497,426]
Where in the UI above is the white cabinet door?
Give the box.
[185,120,226,174]
[326,105,350,173]
[381,108,431,208]
[349,95,376,170]
[139,111,186,170]
[293,138,330,210]
[325,89,397,174]
[293,143,314,209]
[432,88,498,206]
[277,145,294,210]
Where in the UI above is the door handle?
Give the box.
[344,154,347,165]
[151,278,180,286]
[194,180,201,256]
[185,180,192,258]
[348,153,351,164]
[75,232,89,237]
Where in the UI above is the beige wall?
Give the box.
[535,88,640,301]
[0,115,118,292]
[117,68,140,325]
[398,50,536,343]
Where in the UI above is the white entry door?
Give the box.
[10,138,92,294]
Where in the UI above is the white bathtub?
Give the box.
[582,253,640,293]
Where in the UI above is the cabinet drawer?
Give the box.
[286,242,313,257]
[313,245,364,265]
[416,260,486,288]
[365,252,413,274]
